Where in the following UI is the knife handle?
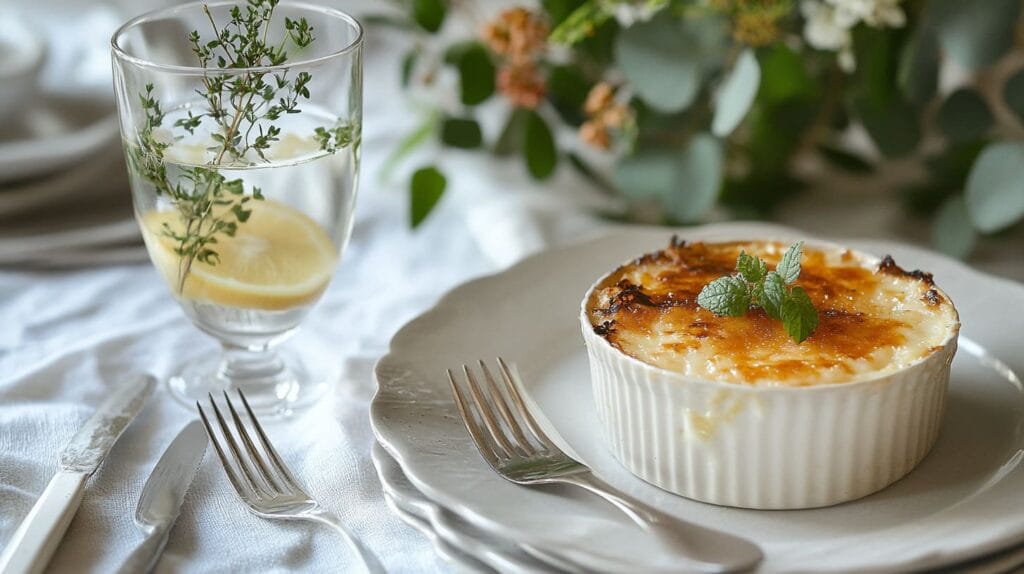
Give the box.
[0,470,87,574]
[115,526,170,574]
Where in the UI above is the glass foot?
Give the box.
[168,346,328,418]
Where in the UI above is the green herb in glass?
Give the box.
[127,0,353,293]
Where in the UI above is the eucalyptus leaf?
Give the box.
[936,88,993,143]
[964,142,1024,233]
[613,152,678,201]
[524,110,558,179]
[931,0,1019,71]
[669,134,722,223]
[712,49,760,137]
[615,15,700,113]
[410,166,446,228]
[898,28,939,106]
[684,14,731,71]
[440,117,482,149]
[614,135,722,223]
[1002,68,1024,125]
[853,95,920,158]
[932,196,977,259]
[411,0,446,33]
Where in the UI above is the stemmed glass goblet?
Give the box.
[111,1,362,416]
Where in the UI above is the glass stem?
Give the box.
[217,343,290,394]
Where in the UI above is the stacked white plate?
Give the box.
[0,4,144,268]
[370,222,1024,573]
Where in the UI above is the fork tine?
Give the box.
[206,393,270,498]
[461,364,520,459]
[197,401,255,502]
[496,357,561,453]
[222,391,284,494]
[236,390,305,493]
[477,360,534,456]
[447,369,501,468]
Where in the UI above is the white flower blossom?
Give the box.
[802,1,850,51]
[801,0,906,71]
[601,0,666,28]
[827,0,906,27]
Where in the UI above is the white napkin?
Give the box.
[465,189,605,269]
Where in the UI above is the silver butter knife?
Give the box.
[116,420,207,574]
[0,374,156,574]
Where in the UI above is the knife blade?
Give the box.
[0,374,156,574]
[116,420,207,574]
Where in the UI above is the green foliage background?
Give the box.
[383,0,1024,259]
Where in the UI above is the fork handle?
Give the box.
[306,510,386,574]
[562,472,763,572]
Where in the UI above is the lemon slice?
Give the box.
[140,200,337,310]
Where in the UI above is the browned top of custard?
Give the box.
[585,239,959,386]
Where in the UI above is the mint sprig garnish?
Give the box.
[696,242,820,343]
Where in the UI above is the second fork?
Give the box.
[198,391,384,574]
[448,358,763,573]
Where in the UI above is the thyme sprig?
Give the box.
[129,0,357,294]
[131,84,265,292]
[187,1,315,164]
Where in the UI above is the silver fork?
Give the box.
[448,358,764,573]
[198,391,384,574]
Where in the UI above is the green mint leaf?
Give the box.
[757,271,786,320]
[697,276,751,317]
[781,286,819,343]
[776,241,803,284]
[736,251,767,283]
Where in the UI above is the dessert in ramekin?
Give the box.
[580,238,960,509]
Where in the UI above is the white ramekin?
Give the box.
[580,255,959,510]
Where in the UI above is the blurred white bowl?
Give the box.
[0,12,46,125]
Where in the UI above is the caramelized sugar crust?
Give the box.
[586,238,960,386]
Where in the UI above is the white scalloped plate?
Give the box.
[371,443,560,574]
[371,222,1024,573]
